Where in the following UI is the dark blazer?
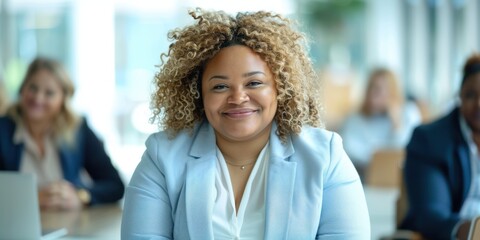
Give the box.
[401,107,471,240]
[0,116,124,205]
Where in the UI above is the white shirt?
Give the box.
[340,101,421,165]
[212,143,269,240]
[14,124,63,188]
[459,116,480,219]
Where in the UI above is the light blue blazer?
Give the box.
[121,122,370,240]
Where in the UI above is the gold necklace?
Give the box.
[224,159,256,170]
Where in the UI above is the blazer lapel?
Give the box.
[58,147,76,183]
[3,143,23,170]
[457,144,471,200]
[185,155,216,239]
[185,122,216,239]
[453,112,473,201]
[264,125,297,239]
[3,122,24,170]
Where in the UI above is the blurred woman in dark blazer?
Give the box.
[402,53,480,240]
[0,57,124,210]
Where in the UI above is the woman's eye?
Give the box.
[28,84,38,92]
[463,90,479,100]
[247,81,262,87]
[212,84,228,91]
[45,90,56,98]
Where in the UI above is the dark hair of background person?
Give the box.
[462,53,480,86]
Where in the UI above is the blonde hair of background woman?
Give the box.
[151,9,323,142]
[7,57,80,145]
[360,68,404,129]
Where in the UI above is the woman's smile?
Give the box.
[222,108,259,119]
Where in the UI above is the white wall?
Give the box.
[71,0,119,151]
[365,0,405,83]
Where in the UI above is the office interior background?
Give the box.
[0,0,479,238]
[2,0,480,175]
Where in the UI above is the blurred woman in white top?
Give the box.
[339,68,421,180]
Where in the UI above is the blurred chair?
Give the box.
[365,149,405,188]
[379,230,424,240]
[468,217,480,240]
[379,168,426,240]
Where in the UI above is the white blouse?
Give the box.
[14,124,63,188]
[212,143,269,240]
[459,116,480,219]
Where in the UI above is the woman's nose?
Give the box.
[227,87,249,104]
[26,88,41,102]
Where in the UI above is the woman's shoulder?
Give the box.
[293,126,344,156]
[340,112,370,127]
[143,126,200,166]
[297,126,336,142]
[0,116,18,149]
[146,128,196,149]
[0,115,16,132]
[292,126,358,183]
[0,115,13,124]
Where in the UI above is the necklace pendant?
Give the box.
[241,166,246,170]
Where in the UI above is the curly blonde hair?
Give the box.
[152,9,323,142]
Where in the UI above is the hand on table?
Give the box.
[38,180,83,211]
[456,221,471,240]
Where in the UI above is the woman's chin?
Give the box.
[24,114,50,124]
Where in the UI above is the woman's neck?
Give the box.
[25,120,51,140]
[472,132,480,149]
[215,125,272,164]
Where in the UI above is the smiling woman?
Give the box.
[0,57,124,210]
[202,46,278,146]
[121,9,370,240]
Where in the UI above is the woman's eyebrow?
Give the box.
[242,71,265,78]
[208,71,265,81]
[208,75,229,81]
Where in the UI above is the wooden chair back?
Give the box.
[366,149,405,188]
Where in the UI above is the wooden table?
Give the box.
[39,188,397,240]
[41,204,122,239]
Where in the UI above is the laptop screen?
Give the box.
[0,171,43,239]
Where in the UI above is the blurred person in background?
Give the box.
[0,57,124,210]
[122,9,369,239]
[339,68,422,180]
[0,79,8,115]
[401,53,480,240]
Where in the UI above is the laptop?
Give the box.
[0,171,68,240]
